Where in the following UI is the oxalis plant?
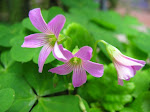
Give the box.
[22,8,145,87]
[1,7,149,112]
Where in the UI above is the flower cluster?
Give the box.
[22,8,146,87]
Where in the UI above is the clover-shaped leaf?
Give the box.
[131,32,150,54]
[130,92,150,112]
[61,0,99,9]
[32,95,89,112]
[0,88,15,112]
[23,62,67,96]
[0,23,24,47]
[63,23,95,51]
[131,70,150,97]
[0,50,90,111]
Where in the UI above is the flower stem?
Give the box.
[92,40,108,61]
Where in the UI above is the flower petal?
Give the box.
[29,8,50,33]
[48,14,66,38]
[82,60,104,77]
[118,78,123,86]
[21,33,48,48]
[72,65,87,87]
[38,44,53,73]
[49,62,73,75]
[122,55,146,70]
[52,42,68,62]
[74,46,93,60]
[58,44,73,60]
[114,62,135,80]
[114,53,145,69]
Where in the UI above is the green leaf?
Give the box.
[90,108,102,112]
[0,51,23,74]
[23,62,67,96]
[64,8,94,28]
[91,18,116,31]
[22,18,39,32]
[0,72,36,112]
[126,43,148,60]
[0,51,37,112]
[32,95,90,112]
[130,32,150,54]
[63,23,95,51]
[61,0,99,9]
[130,92,150,112]
[0,23,24,47]
[131,70,150,97]
[120,107,136,112]
[0,51,14,70]
[0,88,15,112]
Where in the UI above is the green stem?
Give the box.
[92,40,108,61]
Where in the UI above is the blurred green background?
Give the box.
[0,0,150,112]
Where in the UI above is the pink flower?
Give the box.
[49,45,104,87]
[106,43,146,86]
[21,8,66,73]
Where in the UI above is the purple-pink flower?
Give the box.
[21,8,66,73]
[49,45,104,87]
[106,43,146,85]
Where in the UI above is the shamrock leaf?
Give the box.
[61,0,99,9]
[0,23,24,47]
[130,32,150,54]
[23,62,67,96]
[32,95,89,112]
[63,23,95,51]
[130,92,150,112]
[0,88,15,112]
[131,70,150,97]
[0,51,37,111]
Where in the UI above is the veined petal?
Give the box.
[72,65,87,87]
[122,55,146,70]
[52,42,68,62]
[123,55,146,65]
[74,46,93,60]
[82,60,104,77]
[38,44,53,73]
[49,62,73,75]
[21,33,48,48]
[29,8,50,33]
[48,14,66,38]
[114,52,145,68]
[58,44,73,60]
[114,62,135,80]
